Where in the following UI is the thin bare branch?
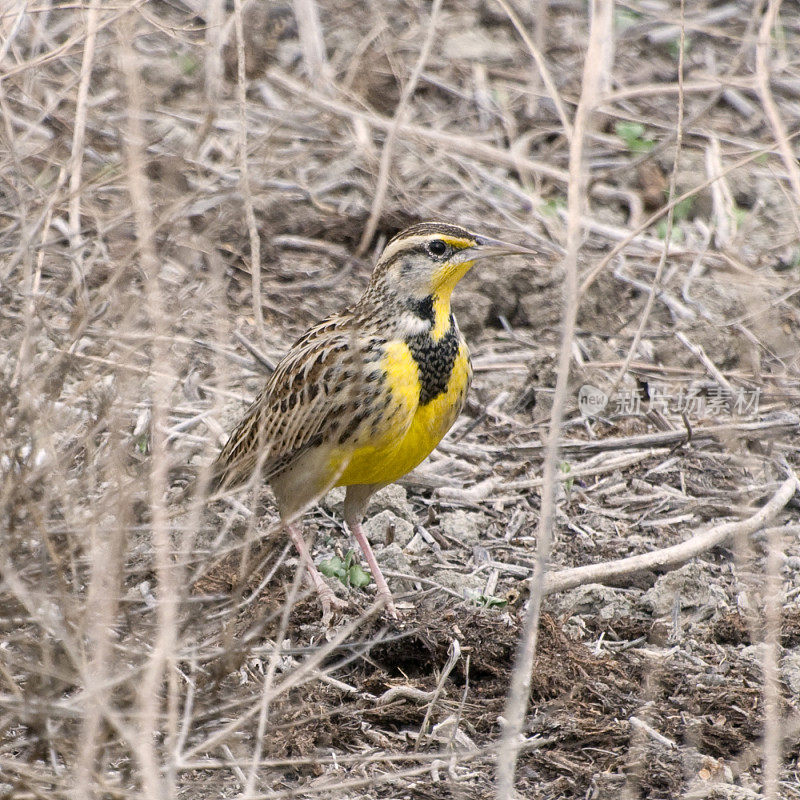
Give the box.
[544,478,798,594]
[495,2,613,796]
[493,0,572,141]
[610,0,686,393]
[118,15,179,798]
[233,0,264,339]
[756,0,800,206]
[356,0,443,255]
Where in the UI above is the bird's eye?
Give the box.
[427,240,448,257]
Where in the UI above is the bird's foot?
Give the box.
[376,588,399,620]
[347,518,400,620]
[317,584,348,626]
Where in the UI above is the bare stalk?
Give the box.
[233,0,264,339]
[242,565,305,796]
[544,480,798,594]
[269,70,568,184]
[67,0,100,292]
[292,0,332,90]
[756,0,800,206]
[357,0,443,256]
[118,16,179,799]
[611,0,685,393]
[495,2,612,797]
[577,140,789,297]
[494,0,572,140]
[762,522,786,799]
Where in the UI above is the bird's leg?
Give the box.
[286,523,346,623]
[347,518,399,618]
[344,485,399,618]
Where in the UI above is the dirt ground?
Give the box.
[2,1,800,798]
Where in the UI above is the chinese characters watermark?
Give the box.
[578,383,760,419]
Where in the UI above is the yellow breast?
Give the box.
[334,338,471,487]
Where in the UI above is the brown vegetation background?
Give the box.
[2,1,800,798]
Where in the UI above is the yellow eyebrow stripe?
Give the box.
[439,235,475,249]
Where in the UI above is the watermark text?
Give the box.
[578,383,760,419]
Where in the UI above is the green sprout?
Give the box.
[614,8,641,31]
[656,219,685,242]
[319,550,371,589]
[667,36,692,61]
[471,593,508,610]
[615,121,655,154]
[732,203,748,227]
[654,196,692,241]
[559,460,574,501]
[672,196,694,220]
[176,52,200,77]
[542,197,566,216]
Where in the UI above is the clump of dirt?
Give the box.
[191,604,646,798]
[712,607,800,648]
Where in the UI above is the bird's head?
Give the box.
[365,222,538,334]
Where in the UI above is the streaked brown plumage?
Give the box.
[211,222,537,620]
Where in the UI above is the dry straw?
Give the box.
[2,1,800,798]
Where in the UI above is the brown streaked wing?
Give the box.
[210,314,375,490]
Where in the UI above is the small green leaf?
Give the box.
[615,121,654,154]
[176,52,200,76]
[320,553,371,588]
[319,556,344,579]
[667,36,692,61]
[614,8,641,31]
[472,594,508,609]
[560,460,574,498]
[656,220,684,242]
[732,204,748,226]
[542,197,566,216]
[347,564,372,588]
[615,121,644,142]
[672,196,694,221]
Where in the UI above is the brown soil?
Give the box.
[3,1,800,799]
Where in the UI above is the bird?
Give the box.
[209,221,538,620]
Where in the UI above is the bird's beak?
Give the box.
[458,235,540,262]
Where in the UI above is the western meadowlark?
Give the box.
[211,222,537,619]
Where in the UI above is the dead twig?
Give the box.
[756,0,800,210]
[233,0,264,340]
[610,0,685,394]
[493,0,572,141]
[119,19,180,798]
[67,0,100,298]
[761,519,786,800]
[292,0,332,91]
[495,3,612,796]
[675,331,734,394]
[543,477,798,594]
[510,415,800,458]
[414,638,461,751]
[268,69,568,184]
[357,0,443,255]
[578,137,799,296]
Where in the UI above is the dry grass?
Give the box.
[2,1,800,798]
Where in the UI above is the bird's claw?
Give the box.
[377,590,400,620]
[318,587,348,626]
